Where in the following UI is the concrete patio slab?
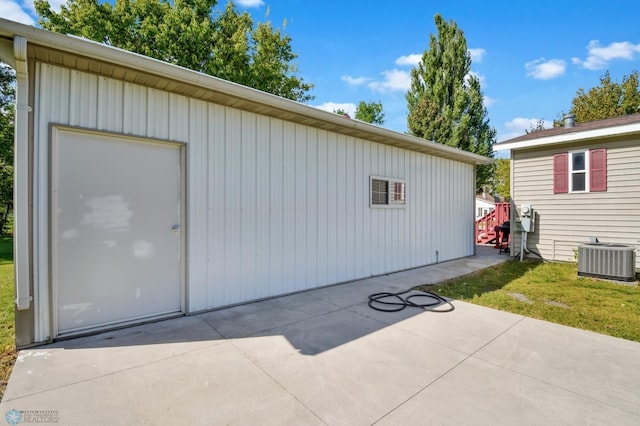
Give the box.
[2,246,639,425]
[350,299,524,355]
[5,343,324,425]
[232,313,467,425]
[376,356,638,426]
[197,290,341,339]
[2,315,225,400]
[474,316,640,414]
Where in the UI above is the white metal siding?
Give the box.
[511,138,640,268]
[33,64,475,327]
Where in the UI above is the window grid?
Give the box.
[370,176,406,208]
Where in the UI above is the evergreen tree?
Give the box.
[34,0,314,102]
[406,14,495,190]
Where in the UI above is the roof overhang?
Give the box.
[0,18,492,166]
[494,122,640,151]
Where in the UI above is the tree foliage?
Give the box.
[554,70,640,126]
[406,14,495,191]
[354,100,385,125]
[34,0,314,102]
[0,65,14,234]
[493,158,510,200]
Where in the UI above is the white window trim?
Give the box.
[370,176,406,208]
[569,150,590,193]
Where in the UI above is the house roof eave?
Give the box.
[495,117,640,152]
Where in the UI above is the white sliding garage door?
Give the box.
[51,128,184,336]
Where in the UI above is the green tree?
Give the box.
[354,100,385,125]
[0,64,14,234]
[554,70,640,126]
[406,14,495,190]
[493,158,510,200]
[34,0,314,102]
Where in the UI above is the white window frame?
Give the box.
[569,150,590,193]
[370,176,406,208]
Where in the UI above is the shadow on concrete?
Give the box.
[38,246,508,356]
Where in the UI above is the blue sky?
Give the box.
[4,0,640,145]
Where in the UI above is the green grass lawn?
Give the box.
[0,236,15,401]
[419,259,640,342]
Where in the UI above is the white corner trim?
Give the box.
[13,35,32,310]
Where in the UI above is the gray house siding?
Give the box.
[510,136,640,268]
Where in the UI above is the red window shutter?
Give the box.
[590,148,607,192]
[553,153,568,193]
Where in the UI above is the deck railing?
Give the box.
[476,202,511,244]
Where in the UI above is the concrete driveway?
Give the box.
[2,247,639,425]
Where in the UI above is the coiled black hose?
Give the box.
[368,288,454,313]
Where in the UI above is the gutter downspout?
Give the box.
[13,35,32,310]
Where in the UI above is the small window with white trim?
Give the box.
[370,176,406,207]
[570,150,588,192]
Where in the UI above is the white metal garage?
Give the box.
[0,18,492,347]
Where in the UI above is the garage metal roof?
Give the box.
[0,18,491,165]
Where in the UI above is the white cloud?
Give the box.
[572,40,640,70]
[395,54,422,67]
[500,117,552,141]
[469,48,486,63]
[235,0,265,7]
[483,96,498,108]
[1,0,35,25]
[44,0,67,11]
[341,75,371,86]
[368,69,411,93]
[21,0,65,14]
[525,58,566,80]
[314,102,356,118]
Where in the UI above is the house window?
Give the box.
[570,151,588,192]
[553,149,607,194]
[370,176,406,207]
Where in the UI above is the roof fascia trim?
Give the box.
[495,122,640,151]
[0,18,491,165]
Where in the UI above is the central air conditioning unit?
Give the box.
[577,243,636,282]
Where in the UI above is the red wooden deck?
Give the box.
[476,202,510,245]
